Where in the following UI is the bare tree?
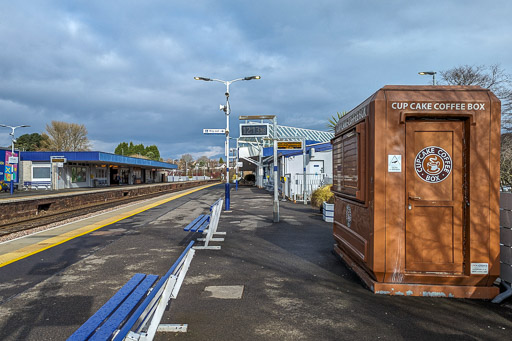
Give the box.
[440,64,512,130]
[501,134,512,190]
[41,121,91,151]
[196,155,209,165]
[179,154,194,175]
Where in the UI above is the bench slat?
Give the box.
[89,274,158,341]
[197,217,211,233]
[190,215,209,232]
[113,241,195,341]
[183,215,205,231]
[67,273,146,341]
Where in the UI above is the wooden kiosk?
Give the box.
[332,86,500,298]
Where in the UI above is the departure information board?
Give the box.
[277,141,303,150]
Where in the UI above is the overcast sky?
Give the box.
[1,1,511,160]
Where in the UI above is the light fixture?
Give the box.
[418,71,437,85]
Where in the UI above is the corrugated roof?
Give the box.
[239,124,334,148]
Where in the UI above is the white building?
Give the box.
[236,124,333,202]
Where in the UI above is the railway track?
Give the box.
[0,187,193,238]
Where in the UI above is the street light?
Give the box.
[418,71,437,85]
[194,75,261,211]
[0,124,30,195]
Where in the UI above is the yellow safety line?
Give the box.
[0,183,219,268]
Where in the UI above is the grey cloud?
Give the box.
[1,1,511,159]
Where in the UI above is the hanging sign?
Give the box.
[277,141,302,150]
[203,129,226,135]
[51,156,67,163]
[414,146,452,183]
[239,124,269,137]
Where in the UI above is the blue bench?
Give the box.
[187,198,225,250]
[23,181,52,190]
[68,274,158,340]
[183,214,210,233]
[68,241,196,341]
[183,198,224,234]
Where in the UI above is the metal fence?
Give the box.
[272,173,332,202]
[289,173,332,201]
[500,192,512,284]
[167,176,211,182]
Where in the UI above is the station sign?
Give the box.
[203,129,226,135]
[277,141,303,150]
[0,150,19,182]
[51,156,67,168]
[51,156,67,163]
[240,124,270,137]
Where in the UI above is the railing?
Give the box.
[493,192,512,303]
[290,173,332,201]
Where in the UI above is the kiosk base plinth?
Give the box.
[334,244,499,299]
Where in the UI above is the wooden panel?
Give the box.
[405,121,464,274]
[333,221,367,261]
[406,206,459,271]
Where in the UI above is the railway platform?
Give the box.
[0,181,206,202]
[0,185,511,340]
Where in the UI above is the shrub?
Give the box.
[311,185,334,209]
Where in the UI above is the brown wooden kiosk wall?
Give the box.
[332,85,500,298]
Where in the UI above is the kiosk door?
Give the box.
[405,120,465,273]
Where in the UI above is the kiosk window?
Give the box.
[333,121,366,202]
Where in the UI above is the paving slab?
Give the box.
[0,185,511,340]
[161,187,512,341]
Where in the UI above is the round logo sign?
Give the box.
[414,146,452,183]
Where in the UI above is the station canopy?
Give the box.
[238,125,333,158]
[20,151,177,169]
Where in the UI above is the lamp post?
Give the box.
[194,75,261,211]
[418,71,437,85]
[0,124,30,195]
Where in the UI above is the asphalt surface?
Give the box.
[0,185,511,340]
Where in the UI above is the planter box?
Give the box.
[323,202,334,222]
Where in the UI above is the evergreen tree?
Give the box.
[144,145,160,160]
[114,142,161,160]
[132,143,145,156]
[114,142,129,155]
[15,133,43,151]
